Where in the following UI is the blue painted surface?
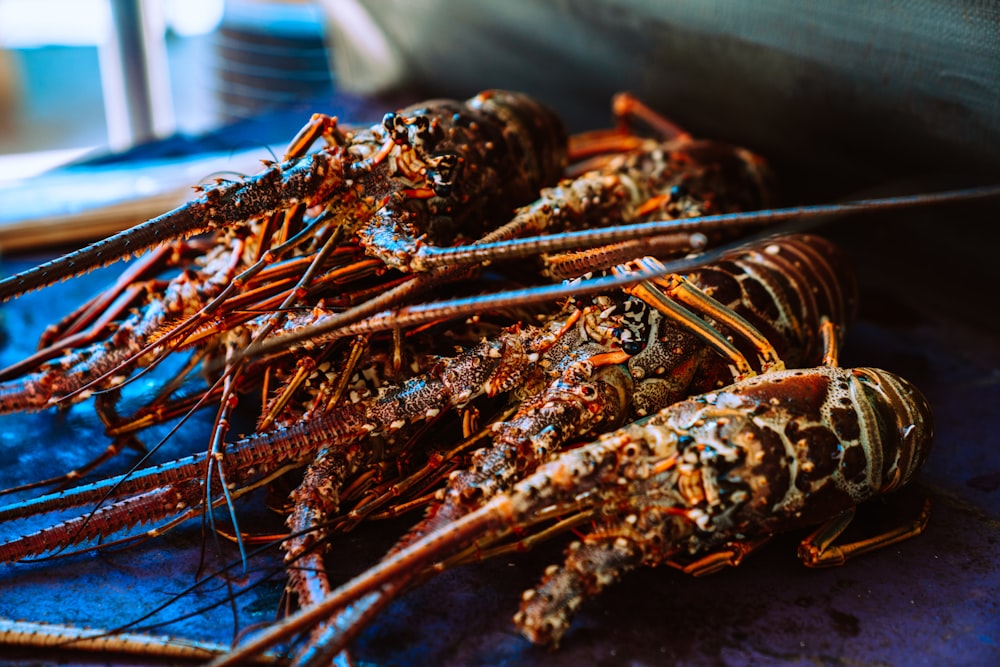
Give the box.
[1,46,107,155]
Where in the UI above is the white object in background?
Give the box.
[99,0,175,150]
[318,0,406,95]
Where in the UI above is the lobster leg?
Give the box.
[0,618,282,664]
[798,496,932,568]
[625,275,759,378]
[611,92,692,143]
[36,244,180,350]
[0,236,254,415]
[665,536,773,577]
[565,92,690,168]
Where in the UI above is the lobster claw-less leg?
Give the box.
[0,618,281,664]
[797,496,932,568]
[0,228,257,418]
[665,536,774,577]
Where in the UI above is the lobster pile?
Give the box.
[0,90,978,665]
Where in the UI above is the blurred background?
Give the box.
[0,0,339,177]
[0,0,350,249]
[0,0,998,272]
[1,0,998,181]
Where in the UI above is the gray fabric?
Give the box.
[324,1,1000,181]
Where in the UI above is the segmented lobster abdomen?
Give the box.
[684,233,858,387]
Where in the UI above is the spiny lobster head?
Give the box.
[662,138,778,213]
[852,367,933,493]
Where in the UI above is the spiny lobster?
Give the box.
[207,354,934,665]
[0,236,861,665]
[0,89,568,468]
[0,90,792,511]
[0,91,778,476]
[0,234,854,624]
[0,89,993,665]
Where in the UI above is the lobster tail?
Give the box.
[850,367,933,493]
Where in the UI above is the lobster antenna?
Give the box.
[0,151,351,302]
[207,502,503,667]
[410,184,1000,270]
[242,183,991,358]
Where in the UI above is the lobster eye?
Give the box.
[433,154,459,183]
[413,115,431,138]
[382,112,409,144]
[622,340,645,355]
